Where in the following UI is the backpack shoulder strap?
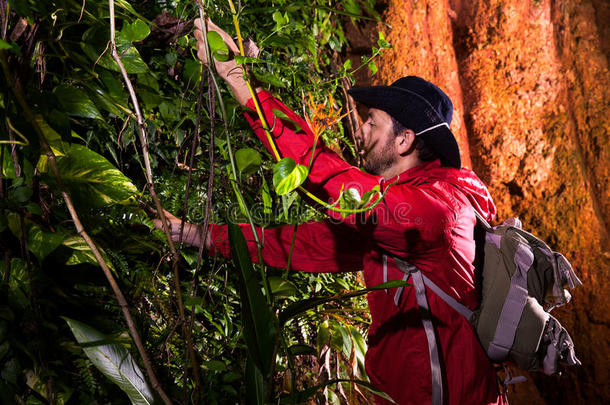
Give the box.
[391,256,444,405]
[473,208,493,230]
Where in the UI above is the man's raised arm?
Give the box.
[193,19,385,220]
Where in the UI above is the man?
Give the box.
[157,19,505,404]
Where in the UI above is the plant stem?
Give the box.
[177,55,207,405]
[0,50,172,405]
[108,0,197,393]
[340,77,363,167]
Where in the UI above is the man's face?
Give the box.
[355,108,397,176]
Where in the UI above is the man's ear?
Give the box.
[395,128,416,156]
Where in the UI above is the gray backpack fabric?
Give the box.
[385,212,582,405]
[470,212,581,374]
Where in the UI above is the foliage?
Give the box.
[0,0,390,403]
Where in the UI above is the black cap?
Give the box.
[347,76,461,168]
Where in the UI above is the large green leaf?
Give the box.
[27,225,64,262]
[228,223,277,378]
[279,280,410,324]
[53,85,102,120]
[50,144,138,208]
[63,318,155,405]
[272,157,308,195]
[235,148,262,176]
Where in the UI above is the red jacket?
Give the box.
[210,91,505,405]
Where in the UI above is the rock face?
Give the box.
[345,0,610,403]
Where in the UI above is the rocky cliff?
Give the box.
[345,0,610,403]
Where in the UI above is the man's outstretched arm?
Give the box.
[209,220,365,273]
[154,211,365,273]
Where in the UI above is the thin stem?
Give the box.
[177,56,207,405]
[108,0,196,395]
[340,77,362,167]
[0,50,172,405]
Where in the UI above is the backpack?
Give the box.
[383,210,582,405]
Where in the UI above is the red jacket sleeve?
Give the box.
[244,91,385,223]
[209,220,364,273]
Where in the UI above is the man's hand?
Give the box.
[152,209,210,249]
[193,18,241,81]
[193,18,259,106]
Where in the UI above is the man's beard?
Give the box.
[363,136,396,176]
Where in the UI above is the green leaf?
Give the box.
[339,187,361,211]
[53,85,102,120]
[1,146,16,179]
[228,223,277,377]
[0,40,11,50]
[344,0,361,16]
[288,344,316,356]
[114,0,147,20]
[252,70,286,88]
[6,212,22,239]
[279,280,410,324]
[1,357,20,385]
[235,148,262,176]
[201,360,227,372]
[206,31,230,62]
[361,185,380,204]
[272,11,287,30]
[99,69,127,102]
[368,59,378,75]
[234,55,262,65]
[122,20,150,42]
[348,325,367,373]
[50,144,138,209]
[28,225,64,262]
[8,185,32,204]
[377,31,391,49]
[6,0,29,18]
[261,176,272,215]
[268,276,297,298]
[316,321,330,354]
[63,318,155,405]
[182,59,202,84]
[271,108,302,133]
[63,236,115,272]
[81,42,148,74]
[273,158,308,195]
[334,322,352,357]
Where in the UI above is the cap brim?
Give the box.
[348,86,461,168]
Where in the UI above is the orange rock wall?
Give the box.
[345,0,610,403]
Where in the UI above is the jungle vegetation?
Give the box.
[0,0,396,403]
